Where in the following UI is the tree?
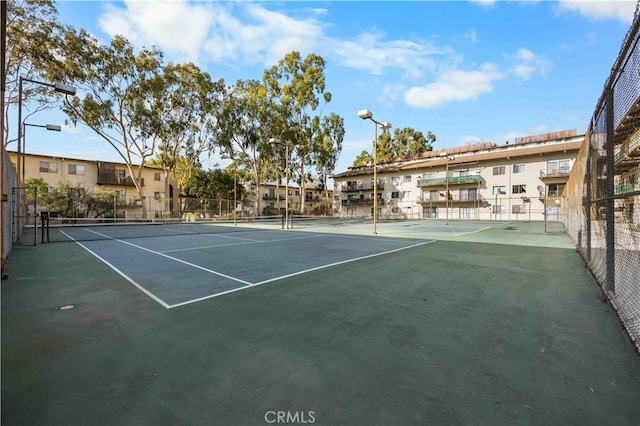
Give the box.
[143,62,226,212]
[217,79,274,216]
[4,0,70,145]
[352,150,373,167]
[59,33,165,217]
[24,177,67,213]
[184,167,243,217]
[263,51,334,214]
[311,112,344,202]
[352,126,436,166]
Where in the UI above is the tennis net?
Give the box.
[36,215,285,243]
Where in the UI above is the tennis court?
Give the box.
[2,219,639,425]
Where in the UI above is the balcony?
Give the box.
[263,193,285,200]
[97,174,144,187]
[417,175,482,187]
[97,162,144,187]
[341,198,374,205]
[539,169,571,180]
[613,149,640,173]
[340,182,385,192]
[416,194,488,205]
[615,183,640,195]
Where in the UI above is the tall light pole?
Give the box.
[357,109,391,234]
[439,152,455,225]
[22,123,62,185]
[269,137,292,229]
[16,77,75,243]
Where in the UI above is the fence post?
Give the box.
[605,86,615,294]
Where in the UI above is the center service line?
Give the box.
[61,230,171,309]
[83,229,253,286]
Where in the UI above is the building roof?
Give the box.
[8,150,165,170]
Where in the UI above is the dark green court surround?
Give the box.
[2,222,639,425]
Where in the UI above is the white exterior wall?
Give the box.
[333,136,581,221]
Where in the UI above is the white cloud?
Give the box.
[464,30,478,43]
[404,63,504,108]
[96,1,455,79]
[557,0,637,23]
[377,84,406,108]
[98,0,214,62]
[469,0,497,7]
[506,48,552,80]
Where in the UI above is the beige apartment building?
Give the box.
[246,181,333,216]
[332,130,583,222]
[8,151,176,220]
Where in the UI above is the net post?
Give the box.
[281,213,285,229]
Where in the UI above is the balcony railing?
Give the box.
[263,193,285,200]
[539,169,571,179]
[615,183,640,195]
[341,198,374,205]
[416,194,487,204]
[97,174,144,187]
[417,175,481,187]
[341,182,385,192]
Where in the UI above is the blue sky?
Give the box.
[18,0,639,178]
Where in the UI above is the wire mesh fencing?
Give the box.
[561,3,640,353]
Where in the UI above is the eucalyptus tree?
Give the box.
[310,112,344,202]
[352,126,436,166]
[263,51,334,214]
[59,33,165,217]
[4,0,70,145]
[217,79,275,216]
[142,62,226,212]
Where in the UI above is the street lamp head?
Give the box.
[54,82,76,96]
[46,124,62,132]
[357,109,373,120]
[380,122,392,130]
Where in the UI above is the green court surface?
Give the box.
[1,220,639,425]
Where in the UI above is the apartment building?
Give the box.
[614,127,640,224]
[332,130,583,222]
[246,181,333,216]
[8,151,176,219]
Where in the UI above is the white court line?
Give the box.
[60,230,171,309]
[83,228,253,286]
[452,226,494,237]
[161,227,264,242]
[167,239,436,309]
[161,233,328,254]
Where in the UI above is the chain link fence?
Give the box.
[561,2,640,353]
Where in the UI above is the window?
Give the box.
[391,177,401,185]
[512,205,525,214]
[547,183,566,197]
[391,206,400,213]
[459,188,477,200]
[39,161,58,173]
[512,164,526,174]
[403,175,412,182]
[115,190,126,202]
[493,166,505,175]
[512,184,526,194]
[68,164,85,175]
[154,172,162,181]
[457,170,470,176]
[546,160,571,175]
[391,191,400,199]
[492,186,506,195]
[154,192,162,200]
[402,191,411,199]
